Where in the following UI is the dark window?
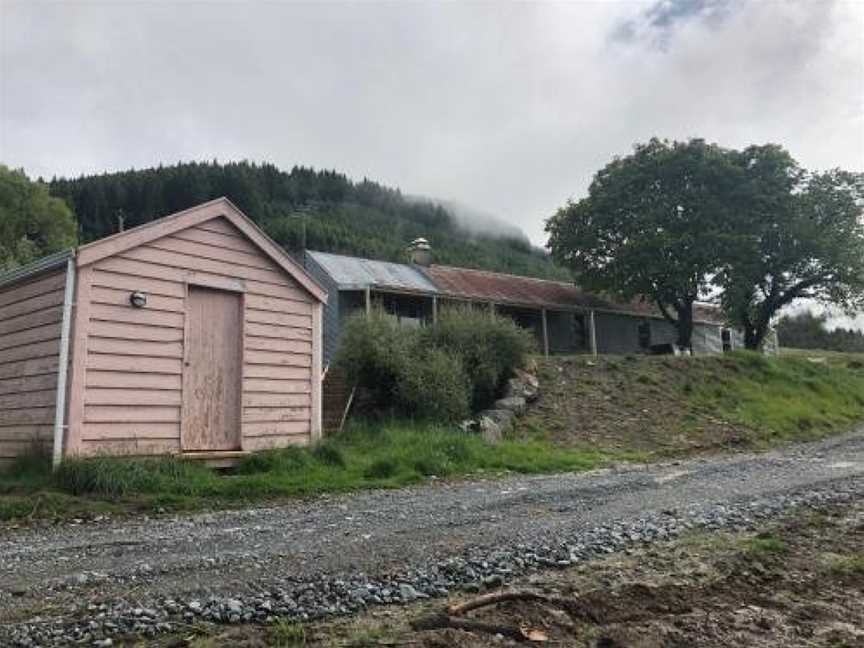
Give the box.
[721,328,732,352]
[638,320,651,350]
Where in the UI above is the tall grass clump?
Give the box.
[0,444,52,491]
[337,305,534,421]
[53,456,213,497]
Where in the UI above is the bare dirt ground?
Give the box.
[173,499,864,647]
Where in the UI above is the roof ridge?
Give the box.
[428,263,579,288]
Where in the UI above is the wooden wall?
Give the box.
[67,216,319,457]
[0,269,67,468]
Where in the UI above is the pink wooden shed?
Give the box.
[0,198,327,468]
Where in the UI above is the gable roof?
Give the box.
[306,250,438,293]
[76,197,326,302]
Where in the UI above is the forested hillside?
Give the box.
[777,311,864,353]
[48,161,568,279]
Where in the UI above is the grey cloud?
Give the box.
[0,0,861,251]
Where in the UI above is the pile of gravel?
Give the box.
[4,480,861,647]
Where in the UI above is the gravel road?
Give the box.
[3,430,864,646]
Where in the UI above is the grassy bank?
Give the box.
[0,421,637,523]
[3,350,862,524]
[518,350,864,456]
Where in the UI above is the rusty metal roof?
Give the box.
[422,264,725,324]
[305,250,725,325]
[422,264,606,309]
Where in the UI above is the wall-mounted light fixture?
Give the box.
[129,291,148,308]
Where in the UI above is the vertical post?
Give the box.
[432,295,438,324]
[52,257,76,468]
[541,308,549,358]
[589,310,598,357]
[311,302,323,441]
[364,286,371,317]
[488,301,495,320]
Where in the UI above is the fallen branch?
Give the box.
[448,590,554,616]
[412,589,576,642]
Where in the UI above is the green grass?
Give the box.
[4,350,864,524]
[688,351,864,445]
[828,553,864,576]
[743,532,788,557]
[0,420,625,522]
[270,619,307,647]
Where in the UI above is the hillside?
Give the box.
[48,161,569,280]
[516,351,864,456]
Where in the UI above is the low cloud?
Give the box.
[1,0,861,249]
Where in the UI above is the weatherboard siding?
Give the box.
[0,269,67,467]
[68,216,317,457]
[302,253,342,366]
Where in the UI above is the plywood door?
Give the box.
[181,286,242,451]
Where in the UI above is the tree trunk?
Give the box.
[744,318,771,351]
[675,302,694,351]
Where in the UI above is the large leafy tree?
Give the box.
[0,166,77,271]
[719,146,864,350]
[546,138,738,349]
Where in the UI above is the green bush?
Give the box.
[337,305,534,422]
[420,306,535,410]
[397,346,470,421]
[337,309,416,407]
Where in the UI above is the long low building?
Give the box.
[303,241,749,367]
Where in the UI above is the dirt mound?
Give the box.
[514,355,751,457]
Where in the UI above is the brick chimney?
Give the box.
[408,237,432,266]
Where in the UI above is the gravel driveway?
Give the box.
[3,430,864,646]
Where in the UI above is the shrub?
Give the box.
[421,305,535,410]
[337,308,416,407]
[337,304,534,422]
[397,346,470,421]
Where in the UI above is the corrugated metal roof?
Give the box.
[305,251,725,325]
[0,249,73,290]
[422,264,606,309]
[423,264,725,324]
[306,250,438,293]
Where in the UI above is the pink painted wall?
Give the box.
[0,269,67,468]
[65,215,321,458]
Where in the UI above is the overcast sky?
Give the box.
[1,0,863,246]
